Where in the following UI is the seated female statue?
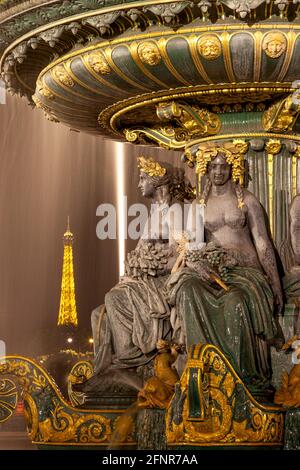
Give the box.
[87,157,190,391]
[281,195,300,300]
[166,144,283,396]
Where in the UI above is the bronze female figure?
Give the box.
[167,145,283,396]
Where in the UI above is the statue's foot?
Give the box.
[72,367,143,395]
[247,378,275,403]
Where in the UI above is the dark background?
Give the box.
[0,93,186,357]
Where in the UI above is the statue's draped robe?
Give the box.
[280,237,300,300]
[166,266,277,388]
[93,275,171,373]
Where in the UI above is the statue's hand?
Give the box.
[185,260,213,282]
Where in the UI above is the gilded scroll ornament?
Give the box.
[124,100,221,149]
[0,357,121,446]
[263,84,300,133]
[262,32,287,59]
[124,129,140,142]
[166,343,284,446]
[86,51,111,75]
[52,65,74,88]
[23,391,39,440]
[68,361,93,407]
[198,35,222,60]
[137,42,161,66]
[156,101,221,141]
[125,126,187,149]
[37,403,112,443]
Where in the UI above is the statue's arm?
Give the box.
[290,195,300,264]
[246,191,283,313]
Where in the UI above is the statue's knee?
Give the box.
[105,290,115,308]
[181,278,200,294]
[91,307,100,324]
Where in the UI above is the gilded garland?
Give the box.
[137,156,167,177]
[195,140,249,209]
[196,140,248,185]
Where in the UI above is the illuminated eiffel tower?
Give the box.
[57,217,78,328]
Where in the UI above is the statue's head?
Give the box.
[137,156,171,198]
[207,152,231,187]
[196,144,246,208]
[196,144,245,186]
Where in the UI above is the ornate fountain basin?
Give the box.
[0,0,300,137]
[34,23,297,136]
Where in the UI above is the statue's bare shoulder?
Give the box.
[243,188,264,214]
[290,194,300,217]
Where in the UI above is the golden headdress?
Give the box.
[195,140,248,186]
[137,156,167,177]
[196,140,249,209]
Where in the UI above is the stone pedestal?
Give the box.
[284,409,300,450]
[136,409,167,450]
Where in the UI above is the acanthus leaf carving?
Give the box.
[143,2,193,23]
[39,25,65,47]
[11,42,28,64]
[83,11,124,35]
[126,8,143,22]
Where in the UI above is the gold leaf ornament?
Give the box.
[137,156,167,177]
[265,139,282,155]
[137,41,162,66]
[52,65,74,88]
[198,35,222,60]
[87,51,111,75]
[262,32,286,59]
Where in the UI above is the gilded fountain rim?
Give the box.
[29,22,300,78]
[0,355,127,415]
[96,82,293,134]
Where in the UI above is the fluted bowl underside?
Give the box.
[33,23,298,135]
[1,0,300,136]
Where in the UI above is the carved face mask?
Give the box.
[267,40,284,57]
[207,154,231,186]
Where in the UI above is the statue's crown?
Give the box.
[137,156,167,177]
[196,140,248,185]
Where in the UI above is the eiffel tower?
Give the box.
[57,217,78,328]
